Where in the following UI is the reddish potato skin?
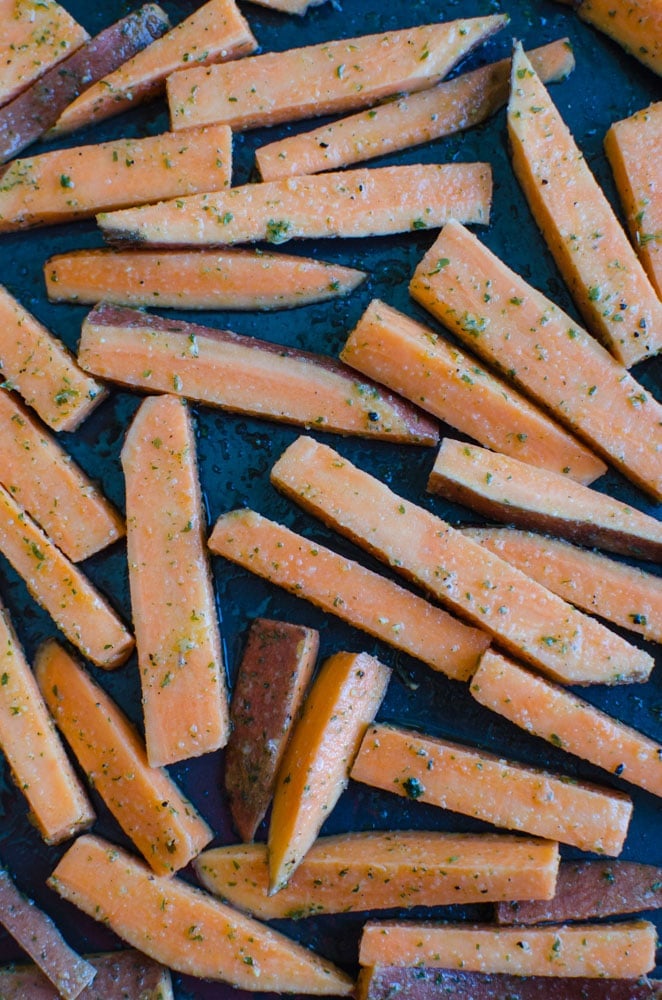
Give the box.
[357,966,662,1000]
[496,860,662,925]
[0,5,169,162]
[225,618,319,842]
[0,950,173,999]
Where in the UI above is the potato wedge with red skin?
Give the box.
[496,859,662,926]
[226,619,319,842]
[0,951,173,1000]
[79,304,438,444]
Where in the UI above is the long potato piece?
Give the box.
[565,0,661,77]
[78,303,438,445]
[49,835,354,994]
[50,0,256,137]
[270,436,653,686]
[167,15,507,132]
[471,650,662,799]
[45,248,365,310]
[0,126,232,233]
[351,723,632,855]
[0,0,88,108]
[410,220,662,501]
[464,527,662,644]
[97,163,492,247]
[428,439,662,561]
[0,284,104,432]
[0,389,123,562]
[358,920,656,978]
[256,38,575,181]
[605,101,662,298]
[0,950,173,1000]
[340,299,606,484]
[121,395,229,767]
[508,43,662,367]
[195,832,559,920]
[0,484,133,669]
[36,640,213,876]
[269,651,391,892]
[0,604,94,845]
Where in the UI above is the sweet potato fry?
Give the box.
[0,868,96,1000]
[48,835,354,994]
[195,832,559,919]
[45,248,365,310]
[410,220,662,501]
[351,723,632,855]
[0,604,94,845]
[358,920,657,978]
[78,304,439,444]
[0,126,232,232]
[36,640,213,875]
[0,5,170,163]
[97,163,492,247]
[428,439,662,561]
[248,0,328,12]
[225,619,318,842]
[0,484,133,668]
[605,101,662,298]
[0,388,123,562]
[0,284,104,432]
[167,15,507,131]
[496,859,662,925]
[463,527,662,644]
[508,43,662,367]
[340,300,606,484]
[567,0,661,77]
[270,436,653,686]
[208,509,490,681]
[0,950,173,1000]
[471,650,662,799]
[256,38,575,181]
[50,0,256,137]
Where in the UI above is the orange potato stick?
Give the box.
[0,604,94,844]
[36,640,213,875]
[45,248,365,310]
[270,436,653,686]
[567,0,661,77]
[508,43,662,367]
[97,163,492,247]
[351,722,632,855]
[167,15,507,132]
[0,484,133,669]
[340,299,606,484]
[409,220,662,501]
[0,284,104,432]
[256,38,575,181]
[48,835,354,994]
[208,509,490,681]
[50,0,256,137]
[121,394,229,767]
[0,126,232,232]
[0,389,123,562]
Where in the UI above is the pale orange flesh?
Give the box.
[36,640,213,875]
[268,651,391,892]
[49,835,354,994]
[340,299,606,484]
[575,0,662,77]
[121,395,229,767]
[0,126,232,232]
[410,220,662,501]
[256,38,575,181]
[471,649,662,800]
[50,0,256,136]
[0,606,94,844]
[358,919,656,977]
[508,44,662,367]
[270,436,653,686]
[167,15,507,131]
[208,509,490,681]
[351,723,632,855]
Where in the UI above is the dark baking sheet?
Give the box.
[0,0,660,997]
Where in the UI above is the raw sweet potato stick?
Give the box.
[559,0,661,77]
